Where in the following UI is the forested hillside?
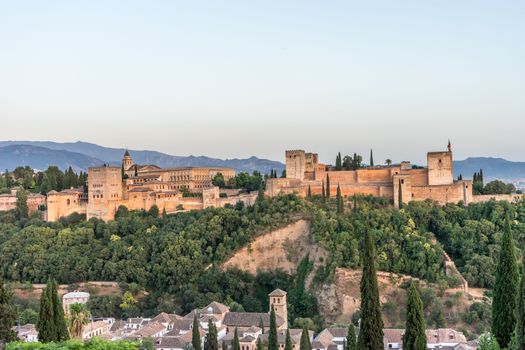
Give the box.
[1,194,524,332]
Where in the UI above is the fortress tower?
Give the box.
[269,289,287,328]
[122,150,134,171]
[87,165,123,221]
[427,143,453,186]
[286,150,306,180]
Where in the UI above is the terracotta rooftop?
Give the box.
[269,289,287,297]
[223,312,284,328]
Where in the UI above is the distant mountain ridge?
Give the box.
[2,141,525,184]
[0,144,104,172]
[453,157,525,183]
[0,141,285,174]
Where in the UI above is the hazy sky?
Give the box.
[1,1,524,164]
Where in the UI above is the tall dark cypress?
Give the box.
[256,338,263,350]
[284,329,293,350]
[346,324,357,350]
[336,184,343,214]
[307,185,312,198]
[37,280,55,342]
[0,279,17,342]
[515,257,525,350]
[402,282,427,350]
[369,149,374,167]
[50,279,69,341]
[300,327,311,350]
[493,215,519,348]
[259,316,264,333]
[268,306,278,350]
[321,181,326,199]
[357,229,384,350]
[326,174,331,198]
[398,179,403,209]
[336,152,342,171]
[193,315,202,350]
[204,320,219,350]
[233,328,241,350]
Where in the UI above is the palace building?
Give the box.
[46,151,255,222]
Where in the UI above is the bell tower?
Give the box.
[122,149,134,171]
[269,289,287,328]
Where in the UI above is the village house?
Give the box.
[62,290,90,316]
[82,320,112,340]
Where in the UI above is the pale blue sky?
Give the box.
[0,0,524,164]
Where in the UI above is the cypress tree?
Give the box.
[285,329,293,350]
[370,149,374,167]
[222,341,228,350]
[0,279,17,343]
[346,324,357,350]
[300,327,311,350]
[357,229,384,350]
[256,338,263,350]
[257,184,265,202]
[336,152,342,171]
[402,282,427,350]
[307,185,312,198]
[321,181,325,199]
[268,306,278,350]
[515,257,525,350]
[492,215,519,348]
[193,315,202,350]
[16,189,29,219]
[50,279,69,341]
[337,184,343,214]
[259,316,264,333]
[326,174,331,198]
[480,168,484,183]
[37,280,55,342]
[233,328,241,350]
[204,320,219,350]
[398,179,403,209]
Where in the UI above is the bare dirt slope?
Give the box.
[12,281,122,300]
[222,219,328,274]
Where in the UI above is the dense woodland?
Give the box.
[1,190,525,338]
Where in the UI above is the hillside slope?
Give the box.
[222,219,327,274]
[221,218,488,334]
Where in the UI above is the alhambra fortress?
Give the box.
[3,144,518,222]
[268,143,473,207]
[45,150,256,221]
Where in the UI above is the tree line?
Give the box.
[0,166,87,195]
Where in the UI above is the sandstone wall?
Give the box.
[411,181,471,205]
[471,193,525,203]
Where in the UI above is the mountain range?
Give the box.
[0,141,285,174]
[1,141,525,187]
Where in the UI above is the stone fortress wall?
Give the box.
[42,144,525,221]
[269,143,475,207]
